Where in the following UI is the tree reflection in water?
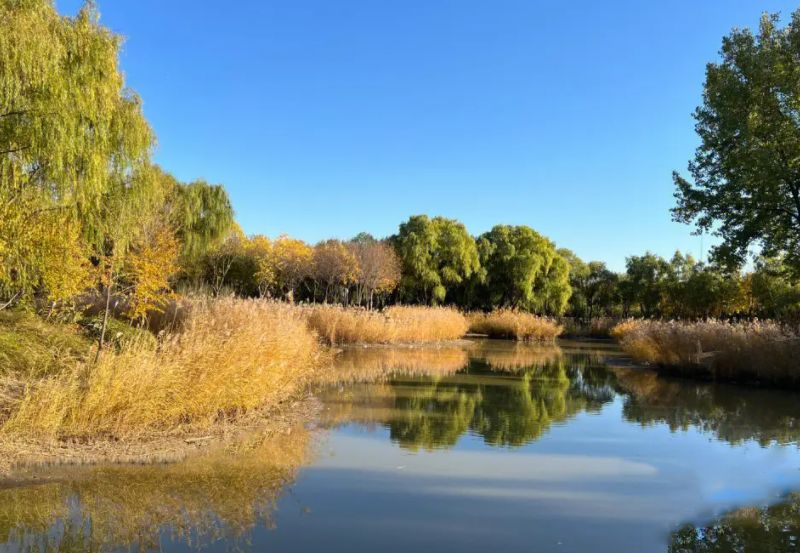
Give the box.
[668,493,800,553]
[0,426,313,552]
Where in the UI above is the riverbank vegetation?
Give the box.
[305,305,468,345]
[611,319,800,386]
[1,299,326,442]
[3,0,800,474]
[468,309,562,342]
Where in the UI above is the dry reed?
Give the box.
[304,305,469,345]
[468,309,563,342]
[611,319,800,385]
[1,299,327,440]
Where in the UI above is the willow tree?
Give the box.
[0,0,153,307]
[169,177,234,276]
[393,215,480,304]
[476,225,571,314]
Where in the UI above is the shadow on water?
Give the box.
[1,339,800,551]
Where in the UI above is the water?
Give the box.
[1,339,800,552]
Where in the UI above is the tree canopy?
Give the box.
[673,10,800,273]
[393,215,480,304]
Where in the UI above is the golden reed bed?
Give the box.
[304,305,469,345]
[611,319,800,385]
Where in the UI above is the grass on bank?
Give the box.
[1,299,327,440]
[611,319,800,386]
[304,305,469,345]
[468,309,563,342]
[0,311,91,378]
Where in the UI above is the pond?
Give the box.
[0,339,799,552]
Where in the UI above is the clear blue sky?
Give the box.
[57,1,798,270]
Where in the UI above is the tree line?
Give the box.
[3,1,800,326]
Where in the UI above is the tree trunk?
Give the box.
[95,276,113,363]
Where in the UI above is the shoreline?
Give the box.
[0,391,322,482]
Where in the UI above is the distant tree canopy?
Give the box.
[673,10,800,274]
[475,225,571,314]
[393,215,480,305]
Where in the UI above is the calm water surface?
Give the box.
[1,340,800,552]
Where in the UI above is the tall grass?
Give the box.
[611,319,800,385]
[0,311,91,377]
[2,299,327,440]
[468,309,563,342]
[304,305,468,345]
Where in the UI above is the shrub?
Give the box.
[304,305,468,345]
[468,309,563,342]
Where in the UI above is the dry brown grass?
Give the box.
[611,319,800,385]
[1,298,327,441]
[468,309,563,342]
[304,305,469,345]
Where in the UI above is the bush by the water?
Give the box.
[2,299,327,439]
[304,305,468,345]
[611,319,800,385]
[468,309,562,342]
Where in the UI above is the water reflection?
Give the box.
[613,366,800,447]
[0,426,312,552]
[668,493,800,552]
[321,341,800,451]
[320,344,610,450]
[2,340,800,552]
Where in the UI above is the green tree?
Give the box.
[623,253,671,317]
[476,225,571,314]
[0,0,153,306]
[673,11,800,273]
[393,215,480,305]
[169,177,234,277]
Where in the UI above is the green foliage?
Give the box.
[394,215,480,304]
[0,0,153,303]
[475,225,571,314]
[750,257,800,320]
[673,10,800,273]
[170,177,234,274]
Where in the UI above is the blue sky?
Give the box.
[58,1,797,270]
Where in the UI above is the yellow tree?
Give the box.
[124,223,180,325]
[245,235,275,297]
[271,236,313,302]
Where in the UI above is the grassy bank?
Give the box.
[1,299,327,443]
[468,309,563,342]
[304,305,468,345]
[611,319,800,386]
